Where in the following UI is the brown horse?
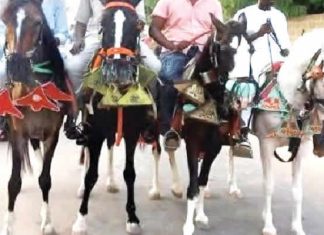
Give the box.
[148,14,247,235]
[0,0,72,234]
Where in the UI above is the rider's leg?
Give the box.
[158,52,189,150]
[63,37,100,140]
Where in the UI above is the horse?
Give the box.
[146,13,247,234]
[253,28,324,235]
[71,0,159,234]
[0,0,73,234]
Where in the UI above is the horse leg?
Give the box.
[227,147,242,198]
[30,138,43,177]
[77,146,89,199]
[291,138,309,235]
[1,136,24,235]
[260,139,277,235]
[124,134,141,234]
[149,144,162,200]
[39,133,59,234]
[183,147,199,235]
[72,136,104,235]
[168,150,183,198]
[106,134,119,193]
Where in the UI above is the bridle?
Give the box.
[101,1,139,59]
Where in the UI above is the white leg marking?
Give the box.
[72,213,87,235]
[169,151,183,198]
[183,198,197,235]
[195,187,209,229]
[106,147,119,193]
[149,148,161,200]
[40,202,54,234]
[1,212,14,235]
[228,148,242,198]
[33,148,43,177]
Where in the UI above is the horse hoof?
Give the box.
[42,224,54,234]
[182,223,194,235]
[228,188,243,199]
[126,222,141,234]
[72,215,87,235]
[262,227,277,235]
[171,185,183,199]
[107,184,119,194]
[77,187,84,199]
[148,188,161,200]
[291,224,306,235]
[195,214,209,230]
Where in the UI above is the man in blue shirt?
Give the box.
[42,0,70,46]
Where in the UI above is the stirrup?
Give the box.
[64,121,89,140]
[163,129,181,152]
[232,140,253,158]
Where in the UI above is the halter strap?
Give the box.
[105,1,136,11]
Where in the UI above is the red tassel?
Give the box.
[41,82,73,101]
[14,86,60,112]
[0,89,24,119]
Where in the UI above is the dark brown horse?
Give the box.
[148,14,247,235]
[71,0,157,234]
[0,0,72,234]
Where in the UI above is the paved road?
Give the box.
[0,132,324,235]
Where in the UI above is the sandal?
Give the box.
[163,129,181,152]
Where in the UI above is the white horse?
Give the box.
[253,28,324,235]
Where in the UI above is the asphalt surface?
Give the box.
[0,132,324,235]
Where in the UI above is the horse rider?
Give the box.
[227,0,291,153]
[0,0,70,141]
[63,0,161,141]
[149,0,224,151]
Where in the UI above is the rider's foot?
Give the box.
[63,117,90,145]
[163,129,181,152]
[232,127,253,158]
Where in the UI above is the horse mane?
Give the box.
[277,28,324,110]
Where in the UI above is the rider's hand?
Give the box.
[175,40,191,51]
[280,48,289,57]
[70,39,85,55]
[257,23,272,37]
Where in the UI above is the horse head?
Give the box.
[1,0,63,86]
[100,0,142,87]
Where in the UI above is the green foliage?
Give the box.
[220,0,307,19]
[144,0,320,22]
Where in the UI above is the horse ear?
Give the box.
[210,13,226,34]
[237,12,247,34]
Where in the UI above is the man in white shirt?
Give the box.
[227,0,291,153]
